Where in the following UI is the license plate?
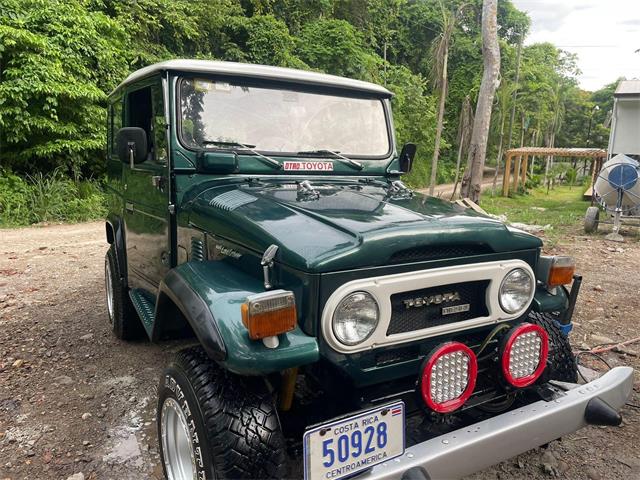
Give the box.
[442,303,470,315]
[303,401,405,480]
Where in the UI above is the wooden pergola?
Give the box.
[502,147,607,196]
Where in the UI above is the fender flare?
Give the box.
[154,269,227,361]
[105,215,128,286]
[152,262,319,375]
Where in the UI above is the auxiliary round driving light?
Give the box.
[500,323,549,388]
[420,342,478,413]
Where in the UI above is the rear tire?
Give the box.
[528,311,578,383]
[104,245,144,340]
[157,347,287,480]
[584,206,600,233]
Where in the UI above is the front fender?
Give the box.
[531,286,569,313]
[154,261,319,375]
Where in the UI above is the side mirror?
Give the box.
[398,143,417,174]
[116,127,148,166]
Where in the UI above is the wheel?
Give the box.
[157,347,287,480]
[584,206,600,233]
[104,245,144,340]
[528,311,578,383]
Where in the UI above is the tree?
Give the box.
[428,2,465,195]
[461,0,500,203]
[0,0,129,175]
[451,95,473,199]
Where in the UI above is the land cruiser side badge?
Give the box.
[284,161,334,171]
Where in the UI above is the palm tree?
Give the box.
[428,2,466,196]
[451,95,474,199]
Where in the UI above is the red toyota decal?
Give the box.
[283,161,334,171]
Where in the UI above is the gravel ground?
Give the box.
[0,221,639,480]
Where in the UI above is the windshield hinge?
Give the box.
[261,244,279,290]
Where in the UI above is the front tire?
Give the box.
[157,347,287,480]
[528,311,578,383]
[104,245,144,340]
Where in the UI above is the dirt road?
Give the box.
[416,175,502,198]
[1,222,639,479]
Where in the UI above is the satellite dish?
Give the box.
[586,153,640,240]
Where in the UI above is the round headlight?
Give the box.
[499,268,534,314]
[332,291,379,346]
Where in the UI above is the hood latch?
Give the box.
[261,244,279,289]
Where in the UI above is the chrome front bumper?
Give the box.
[363,367,634,480]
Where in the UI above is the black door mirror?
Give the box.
[116,127,148,166]
[398,143,416,173]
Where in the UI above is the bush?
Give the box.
[0,170,106,227]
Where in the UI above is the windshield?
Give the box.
[179,78,390,157]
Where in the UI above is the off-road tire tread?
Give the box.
[105,245,144,340]
[528,311,578,383]
[173,346,286,479]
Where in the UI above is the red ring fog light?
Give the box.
[420,342,478,413]
[501,323,549,387]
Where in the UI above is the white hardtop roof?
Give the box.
[112,59,393,97]
[614,79,640,97]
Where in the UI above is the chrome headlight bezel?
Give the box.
[499,268,535,314]
[332,291,380,346]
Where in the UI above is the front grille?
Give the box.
[389,245,492,264]
[387,281,490,335]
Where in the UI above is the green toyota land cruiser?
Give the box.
[104,60,633,480]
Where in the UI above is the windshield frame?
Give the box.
[175,75,395,160]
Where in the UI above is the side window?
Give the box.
[125,86,154,162]
[124,84,167,165]
[152,85,168,166]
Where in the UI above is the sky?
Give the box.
[512,0,640,91]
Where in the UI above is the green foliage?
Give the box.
[0,0,129,175]
[383,64,438,186]
[296,19,375,79]
[0,169,106,226]
[0,0,617,200]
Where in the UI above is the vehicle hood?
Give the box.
[186,181,542,273]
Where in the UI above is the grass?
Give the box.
[481,186,588,235]
[0,169,107,227]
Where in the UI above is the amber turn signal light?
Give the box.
[547,256,575,287]
[241,290,297,340]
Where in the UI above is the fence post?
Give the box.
[520,155,528,189]
[502,152,512,196]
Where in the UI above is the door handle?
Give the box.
[126,202,134,213]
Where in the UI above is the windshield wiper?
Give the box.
[298,149,363,170]
[202,140,281,169]
[202,140,257,148]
